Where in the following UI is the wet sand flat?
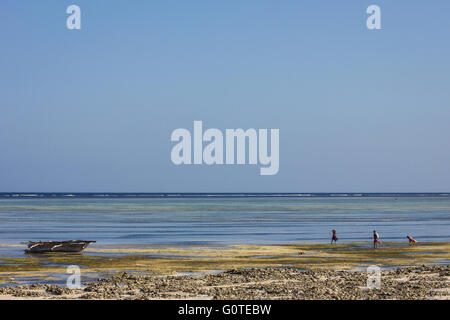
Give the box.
[1,242,449,277]
[0,242,449,299]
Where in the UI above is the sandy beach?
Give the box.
[1,242,449,300]
[1,265,449,300]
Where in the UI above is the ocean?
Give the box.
[0,194,449,252]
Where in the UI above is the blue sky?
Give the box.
[1,1,449,192]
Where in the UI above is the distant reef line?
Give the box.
[0,192,450,199]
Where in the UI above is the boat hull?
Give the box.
[25,240,95,253]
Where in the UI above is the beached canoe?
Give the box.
[25,240,96,253]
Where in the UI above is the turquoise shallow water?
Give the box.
[0,195,449,252]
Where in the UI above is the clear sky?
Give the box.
[1,1,449,192]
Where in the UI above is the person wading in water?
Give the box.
[373,230,382,248]
[331,229,338,245]
[407,235,417,245]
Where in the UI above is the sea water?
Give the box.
[0,194,449,254]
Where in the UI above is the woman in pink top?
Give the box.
[373,230,381,248]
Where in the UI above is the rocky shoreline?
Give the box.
[1,265,448,300]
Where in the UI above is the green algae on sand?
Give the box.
[0,242,449,284]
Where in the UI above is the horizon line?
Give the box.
[1,192,449,199]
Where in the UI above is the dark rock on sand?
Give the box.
[0,265,448,300]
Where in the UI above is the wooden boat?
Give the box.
[25,240,96,253]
